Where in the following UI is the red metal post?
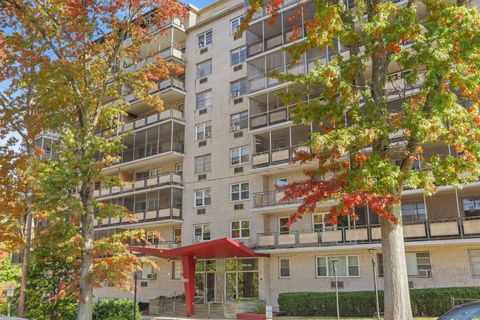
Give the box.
[182,255,196,317]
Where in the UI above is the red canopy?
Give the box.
[128,237,269,259]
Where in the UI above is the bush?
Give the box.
[93,299,140,320]
[278,287,480,317]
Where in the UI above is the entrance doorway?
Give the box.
[195,260,217,304]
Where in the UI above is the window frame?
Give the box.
[230,111,248,131]
[194,224,211,242]
[173,227,182,244]
[230,16,245,34]
[230,182,250,202]
[315,255,360,278]
[401,203,427,223]
[230,146,249,166]
[469,249,480,276]
[279,257,291,278]
[378,252,431,277]
[195,122,212,141]
[279,217,290,234]
[197,30,213,48]
[196,89,213,110]
[172,261,182,280]
[230,47,246,66]
[230,78,247,97]
[194,188,211,207]
[194,154,212,174]
[196,59,213,79]
[230,219,250,239]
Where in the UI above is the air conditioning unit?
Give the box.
[198,140,207,147]
[233,97,243,105]
[417,270,431,278]
[234,203,244,210]
[232,26,240,34]
[199,77,208,84]
[233,64,243,72]
[331,281,344,289]
[147,273,157,280]
[231,91,241,98]
[233,131,243,138]
[199,108,207,115]
[200,47,208,54]
[197,208,206,215]
[198,174,207,181]
[234,166,243,174]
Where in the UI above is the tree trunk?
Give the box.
[77,184,95,320]
[380,202,413,320]
[17,210,33,317]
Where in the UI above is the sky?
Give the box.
[188,0,217,8]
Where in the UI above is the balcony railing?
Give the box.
[247,27,305,58]
[253,190,303,208]
[124,78,185,104]
[252,145,310,168]
[94,172,182,198]
[250,104,295,130]
[96,204,182,227]
[256,216,480,249]
[116,140,184,165]
[248,0,303,22]
[130,240,181,250]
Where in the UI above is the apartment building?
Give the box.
[78,0,480,314]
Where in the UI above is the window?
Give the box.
[195,189,211,207]
[401,203,426,223]
[231,182,249,201]
[175,163,183,174]
[196,90,213,110]
[174,228,182,244]
[149,168,161,177]
[469,250,480,275]
[194,224,211,242]
[194,154,211,173]
[230,79,247,97]
[231,220,250,239]
[279,217,290,234]
[230,111,248,131]
[316,256,359,277]
[464,198,480,217]
[230,146,249,165]
[231,47,246,65]
[313,214,325,232]
[279,258,291,278]
[378,252,431,277]
[172,261,182,279]
[197,30,212,48]
[276,178,288,186]
[195,122,212,141]
[196,59,212,79]
[230,16,245,34]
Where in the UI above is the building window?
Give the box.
[174,228,182,244]
[230,15,245,34]
[231,220,250,239]
[276,178,288,186]
[316,256,359,277]
[194,154,211,173]
[230,111,248,131]
[231,47,246,65]
[378,252,431,277]
[230,79,247,97]
[172,261,182,279]
[230,146,249,166]
[196,59,212,79]
[463,198,480,217]
[195,122,212,141]
[194,224,211,242]
[401,203,426,223]
[197,30,212,48]
[195,189,211,207]
[225,258,259,299]
[279,217,290,234]
[231,182,249,201]
[175,163,183,174]
[469,250,480,275]
[196,89,213,110]
[279,258,291,278]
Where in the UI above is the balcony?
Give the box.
[250,104,295,130]
[95,188,183,228]
[124,78,185,107]
[256,216,480,250]
[253,190,303,210]
[94,172,182,198]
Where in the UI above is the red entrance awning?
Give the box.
[128,237,269,259]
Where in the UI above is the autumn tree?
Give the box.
[0,1,185,319]
[245,0,480,318]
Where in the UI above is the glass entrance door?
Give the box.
[206,272,215,302]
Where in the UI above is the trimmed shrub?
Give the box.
[93,298,140,320]
[278,287,480,317]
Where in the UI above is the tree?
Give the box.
[244,0,480,318]
[0,1,185,319]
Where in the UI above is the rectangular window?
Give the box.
[231,220,250,239]
[469,250,480,275]
[231,47,246,65]
[174,228,181,244]
[196,90,213,110]
[196,59,212,79]
[175,163,183,174]
[230,111,248,131]
[401,203,426,223]
[230,79,247,97]
[230,16,245,34]
[463,198,480,217]
[194,154,211,173]
[230,146,249,166]
[316,256,359,277]
[279,258,291,278]
[378,252,431,277]
[313,214,325,232]
[279,217,290,234]
[195,122,212,141]
[194,224,211,242]
[172,261,182,279]
[197,30,212,48]
[195,189,211,207]
[231,182,249,201]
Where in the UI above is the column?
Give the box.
[182,255,196,317]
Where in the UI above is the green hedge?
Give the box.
[93,299,140,320]
[278,287,480,317]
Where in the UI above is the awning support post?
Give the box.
[182,255,195,317]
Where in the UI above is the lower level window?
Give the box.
[279,258,291,278]
[316,256,359,277]
[469,250,480,276]
[378,252,431,277]
[172,261,182,280]
[194,224,211,242]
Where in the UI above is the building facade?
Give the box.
[85,0,480,313]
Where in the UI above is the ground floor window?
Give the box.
[378,252,431,277]
[172,261,182,280]
[225,258,259,300]
[316,255,359,277]
[279,258,291,278]
[469,250,480,275]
